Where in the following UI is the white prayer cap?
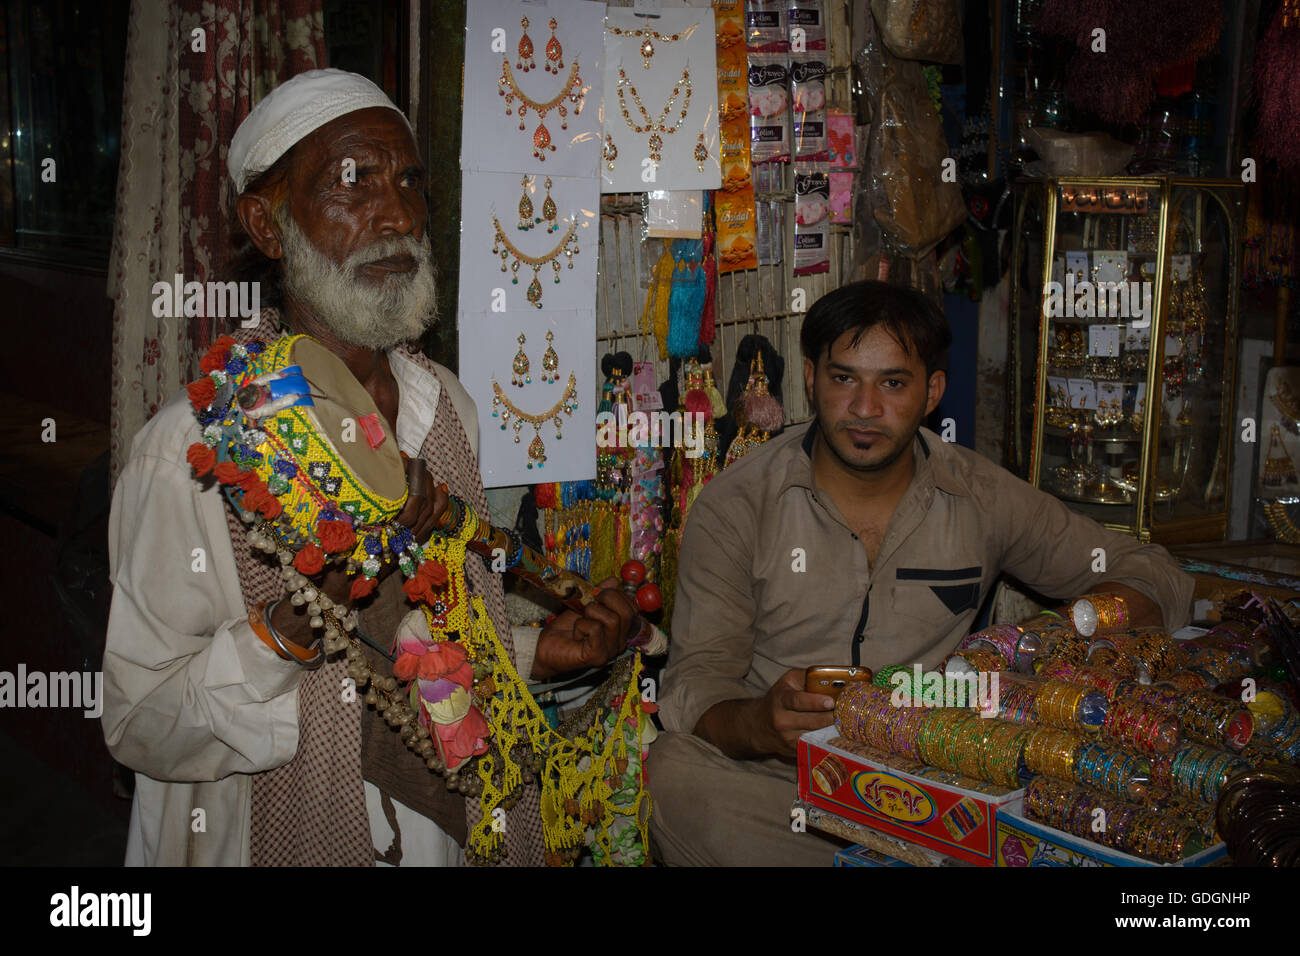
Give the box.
[227,68,413,193]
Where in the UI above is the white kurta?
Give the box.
[103,350,538,865]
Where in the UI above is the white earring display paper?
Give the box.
[459,314,596,487]
[462,0,605,176]
[458,170,600,316]
[601,6,720,193]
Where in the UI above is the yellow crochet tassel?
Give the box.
[641,248,675,360]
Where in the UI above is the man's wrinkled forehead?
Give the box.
[287,107,423,185]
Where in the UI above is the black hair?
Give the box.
[799,279,952,375]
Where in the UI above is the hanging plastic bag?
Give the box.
[869,0,963,65]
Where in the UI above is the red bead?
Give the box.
[636,582,662,613]
[620,559,647,585]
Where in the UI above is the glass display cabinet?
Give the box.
[1009,177,1245,544]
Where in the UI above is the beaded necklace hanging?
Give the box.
[491,373,580,470]
[498,59,585,160]
[615,66,692,165]
[604,17,696,69]
[491,215,579,309]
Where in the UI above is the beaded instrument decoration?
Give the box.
[184,334,654,866]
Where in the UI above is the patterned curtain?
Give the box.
[107,0,327,485]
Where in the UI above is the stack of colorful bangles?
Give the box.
[826,591,1298,863]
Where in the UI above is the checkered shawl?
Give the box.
[226,312,544,866]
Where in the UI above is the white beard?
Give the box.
[276,204,437,350]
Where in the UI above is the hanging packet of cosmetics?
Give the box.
[748,53,792,164]
[716,0,758,273]
[791,58,828,161]
[794,171,830,275]
[786,0,827,52]
[744,0,788,52]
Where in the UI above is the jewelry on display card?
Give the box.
[1170,254,1193,282]
[1067,378,1098,410]
[458,170,599,316]
[462,0,606,176]
[1097,381,1123,406]
[1125,324,1151,350]
[1093,251,1127,285]
[1065,251,1088,283]
[459,311,596,487]
[1088,324,1121,358]
[602,7,720,192]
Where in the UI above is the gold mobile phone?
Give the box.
[804,666,874,700]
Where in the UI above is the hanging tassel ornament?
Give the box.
[642,248,675,360]
[702,363,728,419]
[738,351,785,433]
[666,239,707,358]
[683,358,712,420]
[698,232,718,346]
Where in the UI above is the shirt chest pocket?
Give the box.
[893,565,984,620]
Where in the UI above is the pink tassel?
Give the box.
[741,390,785,432]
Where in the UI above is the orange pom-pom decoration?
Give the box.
[418,558,449,588]
[186,377,217,411]
[316,520,357,554]
[212,461,254,487]
[186,442,216,477]
[199,336,236,375]
[350,576,378,600]
[257,496,282,520]
[293,543,325,576]
[402,575,431,604]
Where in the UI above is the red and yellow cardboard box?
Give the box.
[797,726,1022,867]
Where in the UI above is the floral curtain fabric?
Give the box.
[107,0,326,484]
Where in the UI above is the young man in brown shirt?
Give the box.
[648,280,1193,866]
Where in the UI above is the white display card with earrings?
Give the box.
[460,312,596,486]
[600,6,720,192]
[458,169,599,315]
[462,0,606,177]
[457,168,599,487]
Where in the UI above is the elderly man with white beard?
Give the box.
[101,70,637,867]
